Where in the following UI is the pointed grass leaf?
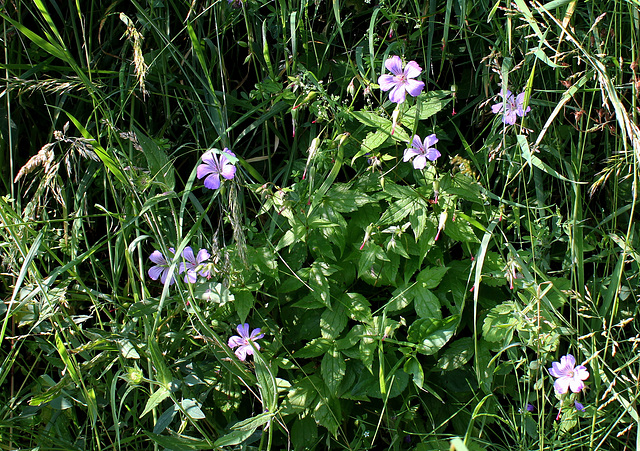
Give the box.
[146,431,212,450]
[408,316,459,355]
[253,349,278,412]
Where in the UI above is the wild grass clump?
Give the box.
[1,0,639,450]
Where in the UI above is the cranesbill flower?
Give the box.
[403,134,440,169]
[491,89,531,125]
[378,56,425,104]
[197,148,237,190]
[574,401,585,411]
[549,354,589,394]
[228,323,264,361]
[179,247,211,283]
[148,248,177,285]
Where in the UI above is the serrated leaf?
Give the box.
[294,338,333,358]
[414,288,441,319]
[403,91,452,129]
[292,416,318,450]
[403,357,424,388]
[340,292,373,324]
[118,339,140,359]
[309,262,331,307]
[482,301,520,343]
[233,290,255,324]
[408,316,459,355]
[321,303,348,339]
[314,401,340,436]
[321,347,346,393]
[287,376,321,413]
[417,266,449,289]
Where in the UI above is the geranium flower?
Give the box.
[574,401,585,411]
[196,148,237,190]
[228,323,264,361]
[378,56,425,104]
[148,248,176,285]
[548,354,589,394]
[179,247,211,283]
[491,89,531,125]
[403,134,440,169]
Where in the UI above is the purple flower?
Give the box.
[526,403,535,412]
[549,354,589,394]
[491,89,531,125]
[574,401,585,411]
[378,56,425,104]
[228,323,265,361]
[179,247,211,283]
[196,148,237,190]
[148,248,177,285]
[403,134,440,169]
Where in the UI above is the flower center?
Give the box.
[396,74,407,84]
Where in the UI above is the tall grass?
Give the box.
[1,0,640,449]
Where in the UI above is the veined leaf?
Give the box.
[408,316,459,355]
[321,346,346,393]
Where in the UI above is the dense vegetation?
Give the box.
[1,0,639,449]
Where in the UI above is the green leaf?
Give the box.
[231,411,274,431]
[350,110,410,143]
[414,288,441,319]
[321,347,346,393]
[213,429,256,448]
[436,337,474,371]
[286,376,320,413]
[403,90,452,128]
[309,262,332,307]
[292,416,318,450]
[133,126,175,190]
[294,338,333,358]
[321,303,348,339]
[154,405,177,434]
[403,357,424,388]
[340,292,373,324]
[141,386,171,419]
[233,290,255,324]
[408,316,459,355]
[146,431,212,450]
[253,350,278,412]
[417,266,449,289]
[181,398,206,420]
[482,301,520,343]
[314,400,340,436]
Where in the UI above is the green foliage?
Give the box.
[1,0,640,450]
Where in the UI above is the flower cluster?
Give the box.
[491,89,531,125]
[197,148,237,190]
[378,56,424,104]
[228,323,264,361]
[148,246,212,284]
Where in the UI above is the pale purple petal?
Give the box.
[424,134,439,148]
[503,110,518,125]
[237,323,251,338]
[554,377,570,394]
[220,163,237,180]
[203,173,221,190]
[403,148,421,162]
[403,61,422,79]
[182,246,196,264]
[388,83,407,104]
[196,249,211,264]
[378,74,396,92]
[425,148,441,161]
[569,377,585,393]
[412,155,427,170]
[149,250,167,265]
[228,335,245,348]
[148,265,164,281]
[411,135,424,150]
[574,365,589,380]
[491,103,503,114]
[235,345,250,361]
[385,56,403,75]
[404,79,424,98]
